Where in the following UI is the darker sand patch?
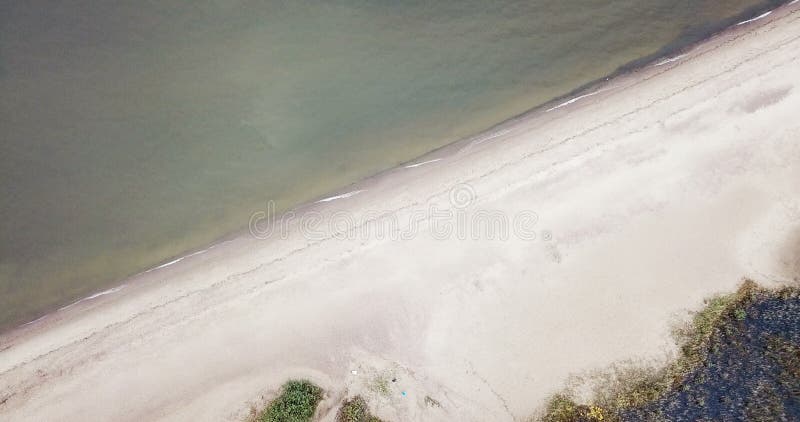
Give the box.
[736,85,793,114]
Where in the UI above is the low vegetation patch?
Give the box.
[539,279,800,421]
[336,395,385,422]
[424,395,442,408]
[248,384,389,422]
[256,380,323,422]
[369,374,392,397]
[541,394,612,422]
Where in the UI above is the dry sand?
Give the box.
[2,4,800,421]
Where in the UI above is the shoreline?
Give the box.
[3,0,794,336]
[1,2,800,420]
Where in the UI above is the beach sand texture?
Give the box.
[2,3,800,421]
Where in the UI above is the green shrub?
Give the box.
[336,395,384,422]
[258,380,323,422]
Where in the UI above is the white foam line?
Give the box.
[404,158,443,169]
[23,315,48,326]
[315,189,365,203]
[144,248,210,274]
[472,129,512,146]
[790,0,799,5]
[654,54,687,67]
[59,285,127,311]
[151,257,184,271]
[737,11,772,25]
[185,248,211,259]
[546,90,606,113]
[207,239,234,250]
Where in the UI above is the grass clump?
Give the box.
[336,396,384,422]
[423,395,442,408]
[369,375,391,397]
[541,394,613,422]
[671,280,759,371]
[257,380,323,422]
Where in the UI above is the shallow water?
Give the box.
[0,0,788,330]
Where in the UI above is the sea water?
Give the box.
[0,0,788,330]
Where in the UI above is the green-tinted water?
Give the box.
[0,0,786,330]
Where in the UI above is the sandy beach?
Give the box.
[2,3,800,421]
